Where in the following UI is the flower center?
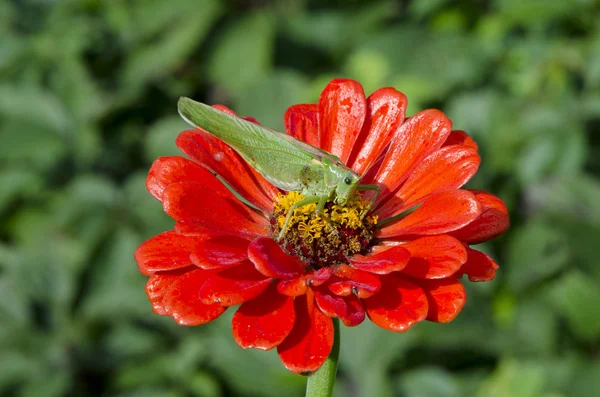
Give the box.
[270,192,378,268]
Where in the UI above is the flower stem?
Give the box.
[305,318,340,397]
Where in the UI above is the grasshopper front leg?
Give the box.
[357,184,380,219]
[278,196,320,241]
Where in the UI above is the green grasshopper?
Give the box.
[177,97,380,240]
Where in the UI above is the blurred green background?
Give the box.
[1,0,599,396]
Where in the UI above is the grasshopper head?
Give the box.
[334,170,360,205]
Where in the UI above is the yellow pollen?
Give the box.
[273,192,378,241]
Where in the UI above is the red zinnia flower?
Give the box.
[135,79,509,374]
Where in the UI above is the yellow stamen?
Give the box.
[273,192,377,241]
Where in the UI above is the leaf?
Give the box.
[505,219,569,292]
[549,271,600,341]
[121,0,222,91]
[478,359,546,397]
[397,367,461,397]
[208,12,275,95]
[234,70,310,131]
[0,85,70,134]
[285,1,397,54]
[144,116,189,162]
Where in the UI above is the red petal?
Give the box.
[364,275,428,332]
[232,284,295,350]
[329,264,381,298]
[145,269,191,315]
[277,292,334,375]
[443,130,478,150]
[318,79,367,162]
[176,130,278,212]
[419,278,466,323]
[455,248,499,282]
[314,289,365,327]
[377,145,480,219]
[248,237,307,279]
[378,190,482,238]
[190,236,249,270]
[348,245,410,274]
[135,231,205,275]
[373,109,452,204]
[307,267,333,287]
[199,262,271,306]
[147,156,224,202]
[277,277,308,297]
[450,191,509,244]
[348,88,407,174]
[162,268,226,326]
[276,268,332,297]
[400,235,467,279]
[284,104,320,147]
[162,181,267,239]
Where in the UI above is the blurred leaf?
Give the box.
[81,227,148,320]
[144,116,189,162]
[0,168,43,214]
[397,367,461,397]
[235,70,310,131]
[209,12,275,96]
[286,1,397,54]
[505,219,569,292]
[549,271,600,341]
[0,84,71,133]
[478,359,545,397]
[121,0,222,93]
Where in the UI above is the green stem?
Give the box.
[305,318,340,397]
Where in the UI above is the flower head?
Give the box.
[135,79,509,374]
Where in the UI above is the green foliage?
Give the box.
[1,0,599,396]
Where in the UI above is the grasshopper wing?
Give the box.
[179,97,321,191]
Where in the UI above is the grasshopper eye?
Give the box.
[344,176,352,185]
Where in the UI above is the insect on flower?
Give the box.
[135,79,510,375]
[178,98,380,239]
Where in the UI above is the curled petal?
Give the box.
[147,156,224,202]
[307,267,333,287]
[450,191,509,244]
[400,235,467,279]
[364,275,428,332]
[419,278,466,323]
[455,248,499,282]
[277,292,334,375]
[284,104,319,147]
[329,264,381,298]
[176,130,278,212]
[377,145,480,219]
[190,236,249,270]
[278,277,308,297]
[248,237,307,279]
[348,88,407,174]
[318,78,367,163]
[135,231,205,275]
[145,268,191,315]
[199,262,271,306]
[443,130,478,150]
[374,109,452,204]
[378,190,482,238]
[162,181,267,240]
[315,289,365,327]
[232,285,295,351]
[348,246,410,274]
[162,269,226,326]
